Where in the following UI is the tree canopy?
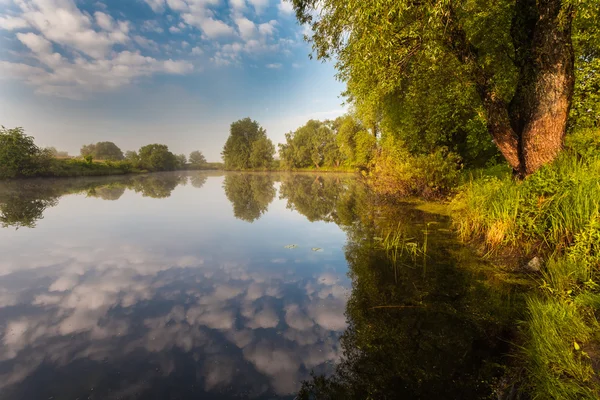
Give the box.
[138,144,178,171]
[0,126,50,179]
[221,118,275,170]
[293,0,600,175]
[189,150,207,167]
[80,141,124,161]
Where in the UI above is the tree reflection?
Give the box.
[0,190,58,229]
[189,173,208,189]
[0,173,192,228]
[223,173,276,222]
[130,173,187,199]
[297,199,520,399]
[87,185,126,201]
[279,174,352,222]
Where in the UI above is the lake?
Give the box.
[0,172,523,399]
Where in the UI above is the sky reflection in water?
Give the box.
[0,173,351,399]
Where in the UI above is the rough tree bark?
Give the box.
[451,0,575,177]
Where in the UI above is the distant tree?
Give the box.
[45,147,69,158]
[80,142,123,160]
[94,142,124,160]
[222,118,270,169]
[124,150,139,165]
[175,154,187,168]
[138,144,177,171]
[250,136,275,168]
[0,126,49,179]
[336,115,376,167]
[80,144,96,157]
[279,120,338,168]
[189,150,207,167]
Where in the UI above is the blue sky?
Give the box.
[0,0,345,161]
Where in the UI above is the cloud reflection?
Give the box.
[0,243,349,397]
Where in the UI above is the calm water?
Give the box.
[0,172,522,399]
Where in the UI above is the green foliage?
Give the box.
[565,128,600,159]
[222,118,273,170]
[451,140,600,248]
[124,150,139,165]
[293,0,600,171]
[80,141,124,160]
[249,136,275,169]
[175,153,187,169]
[0,126,50,179]
[189,150,207,167]
[279,119,342,169]
[570,4,600,130]
[138,144,178,172]
[367,135,462,199]
[523,294,600,399]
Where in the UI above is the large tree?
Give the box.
[80,141,124,161]
[189,150,207,167]
[293,0,600,176]
[279,120,339,168]
[221,118,273,170]
[138,144,177,171]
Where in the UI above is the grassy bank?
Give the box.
[450,129,600,399]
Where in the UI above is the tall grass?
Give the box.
[450,129,600,398]
[452,148,600,250]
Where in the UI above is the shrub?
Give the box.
[367,136,462,199]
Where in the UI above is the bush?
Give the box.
[367,136,462,199]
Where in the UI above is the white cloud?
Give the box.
[247,0,269,14]
[142,20,164,33]
[169,26,182,33]
[229,0,246,11]
[133,35,159,51]
[258,20,277,36]
[235,16,256,40]
[144,0,166,12]
[197,17,236,38]
[166,0,188,11]
[12,0,130,59]
[0,15,29,30]
[277,0,294,15]
[266,63,281,68]
[94,11,114,31]
[191,46,203,55]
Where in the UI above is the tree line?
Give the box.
[0,126,213,179]
[220,116,377,171]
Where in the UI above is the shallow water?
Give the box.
[0,172,521,399]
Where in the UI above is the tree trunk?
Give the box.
[518,0,575,175]
[450,0,574,177]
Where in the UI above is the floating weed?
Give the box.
[284,244,298,249]
[311,247,323,252]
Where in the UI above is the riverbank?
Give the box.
[449,129,600,398]
[0,157,224,180]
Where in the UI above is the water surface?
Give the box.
[0,172,521,399]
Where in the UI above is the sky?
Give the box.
[0,0,346,161]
